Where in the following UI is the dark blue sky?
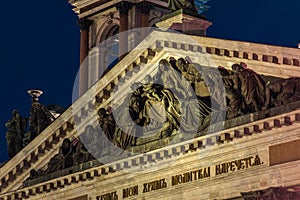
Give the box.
[0,0,299,163]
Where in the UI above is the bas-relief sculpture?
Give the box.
[93,57,300,154]
[21,57,300,180]
[264,77,300,108]
[28,126,96,179]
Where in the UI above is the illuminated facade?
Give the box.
[1,1,300,199]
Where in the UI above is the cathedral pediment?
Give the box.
[1,30,300,199]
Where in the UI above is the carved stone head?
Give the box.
[98,108,107,118]
[144,75,152,84]
[231,64,242,72]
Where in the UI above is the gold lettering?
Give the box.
[204,167,210,177]
[198,169,203,179]
[172,168,210,186]
[254,155,261,166]
[97,191,118,200]
[183,172,192,183]
[162,178,167,188]
[208,167,211,177]
[235,160,242,170]
[241,160,245,169]
[216,155,263,175]
[143,183,148,193]
[193,171,197,180]
[143,179,167,193]
[215,164,221,175]
[178,175,182,183]
[230,161,235,171]
[123,186,138,198]
[172,176,177,186]
[244,157,253,168]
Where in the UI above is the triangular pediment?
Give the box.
[1,30,300,198]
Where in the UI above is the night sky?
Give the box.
[0,0,299,163]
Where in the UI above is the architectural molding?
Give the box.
[116,2,133,15]
[77,18,93,30]
[69,0,168,18]
[95,17,120,45]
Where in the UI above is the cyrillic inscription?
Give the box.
[215,155,262,175]
[96,191,118,200]
[172,167,210,186]
[96,155,263,198]
[143,178,167,193]
[123,185,138,198]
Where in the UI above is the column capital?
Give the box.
[137,2,153,15]
[77,18,93,30]
[116,1,132,15]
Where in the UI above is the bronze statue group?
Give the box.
[5,100,55,159]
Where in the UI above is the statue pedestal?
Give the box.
[156,9,212,36]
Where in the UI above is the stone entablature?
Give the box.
[1,109,300,199]
[1,31,300,194]
[69,0,168,18]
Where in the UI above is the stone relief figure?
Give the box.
[168,0,198,13]
[156,59,210,135]
[176,57,187,73]
[73,139,95,166]
[185,62,203,83]
[222,73,243,119]
[98,103,139,149]
[98,107,116,143]
[183,60,223,131]
[5,110,27,158]
[264,77,300,108]
[142,76,165,132]
[143,75,163,102]
[30,135,96,178]
[197,64,227,111]
[155,59,185,136]
[46,138,75,173]
[129,84,147,130]
[73,125,96,165]
[158,58,193,99]
[231,63,265,113]
[113,84,146,148]
[169,57,179,72]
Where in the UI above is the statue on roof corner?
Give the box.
[23,90,55,146]
[168,0,198,13]
[5,109,27,158]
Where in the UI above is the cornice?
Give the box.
[68,0,168,18]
